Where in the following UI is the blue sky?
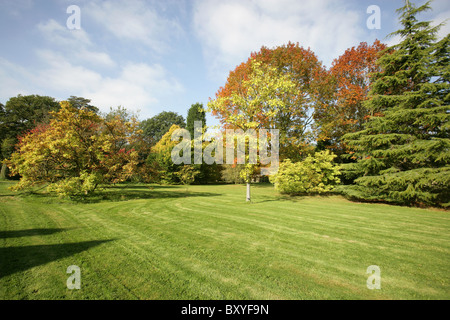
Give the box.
[0,0,449,127]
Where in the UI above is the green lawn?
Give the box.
[0,181,449,300]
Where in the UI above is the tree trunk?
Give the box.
[246,182,251,202]
[0,163,7,180]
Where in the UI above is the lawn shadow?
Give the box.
[277,193,342,203]
[76,188,223,203]
[0,239,115,279]
[24,184,223,203]
[250,192,340,204]
[106,184,181,190]
[249,183,275,188]
[250,198,285,204]
[0,228,68,239]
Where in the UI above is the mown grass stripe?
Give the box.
[0,182,448,299]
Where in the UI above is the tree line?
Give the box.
[208,0,448,207]
[1,1,448,206]
[0,95,212,190]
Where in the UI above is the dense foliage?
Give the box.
[208,59,298,200]
[7,101,143,197]
[270,151,341,194]
[140,111,186,144]
[315,40,386,156]
[0,94,61,179]
[342,1,449,207]
[147,124,184,184]
[210,43,328,161]
[186,103,206,139]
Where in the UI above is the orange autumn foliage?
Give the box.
[315,40,387,154]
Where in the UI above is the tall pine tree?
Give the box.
[342,0,449,207]
[186,102,206,138]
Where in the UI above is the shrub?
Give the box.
[47,171,103,198]
[175,165,200,186]
[221,164,246,184]
[271,150,341,194]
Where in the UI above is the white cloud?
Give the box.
[0,50,184,117]
[431,13,450,40]
[35,50,103,93]
[84,0,184,53]
[0,57,34,98]
[429,0,450,39]
[383,0,450,48]
[193,0,364,81]
[38,19,92,47]
[77,49,116,68]
[37,19,116,68]
[0,3,186,117]
[85,62,185,114]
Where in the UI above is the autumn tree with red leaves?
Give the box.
[314,40,387,155]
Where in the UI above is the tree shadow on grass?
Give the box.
[25,185,223,204]
[75,189,223,203]
[250,192,341,204]
[0,239,115,279]
[249,183,275,188]
[106,184,180,190]
[0,228,68,239]
[250,198,285,204]
[280,193,342,204]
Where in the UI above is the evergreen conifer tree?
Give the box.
[343,0,449,206]
[186,103,206,138]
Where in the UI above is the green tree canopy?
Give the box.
[67,96,99,114]
[186,103,206,138]
[342,0,450,207]
[1,94,60,142]
[140,111,186,144]
[0,94,61,179]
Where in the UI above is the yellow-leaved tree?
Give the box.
[207,59,297,201]
[7,101,143,197]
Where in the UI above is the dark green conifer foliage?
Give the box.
[186,102,206,139]
[343,1,449,206]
